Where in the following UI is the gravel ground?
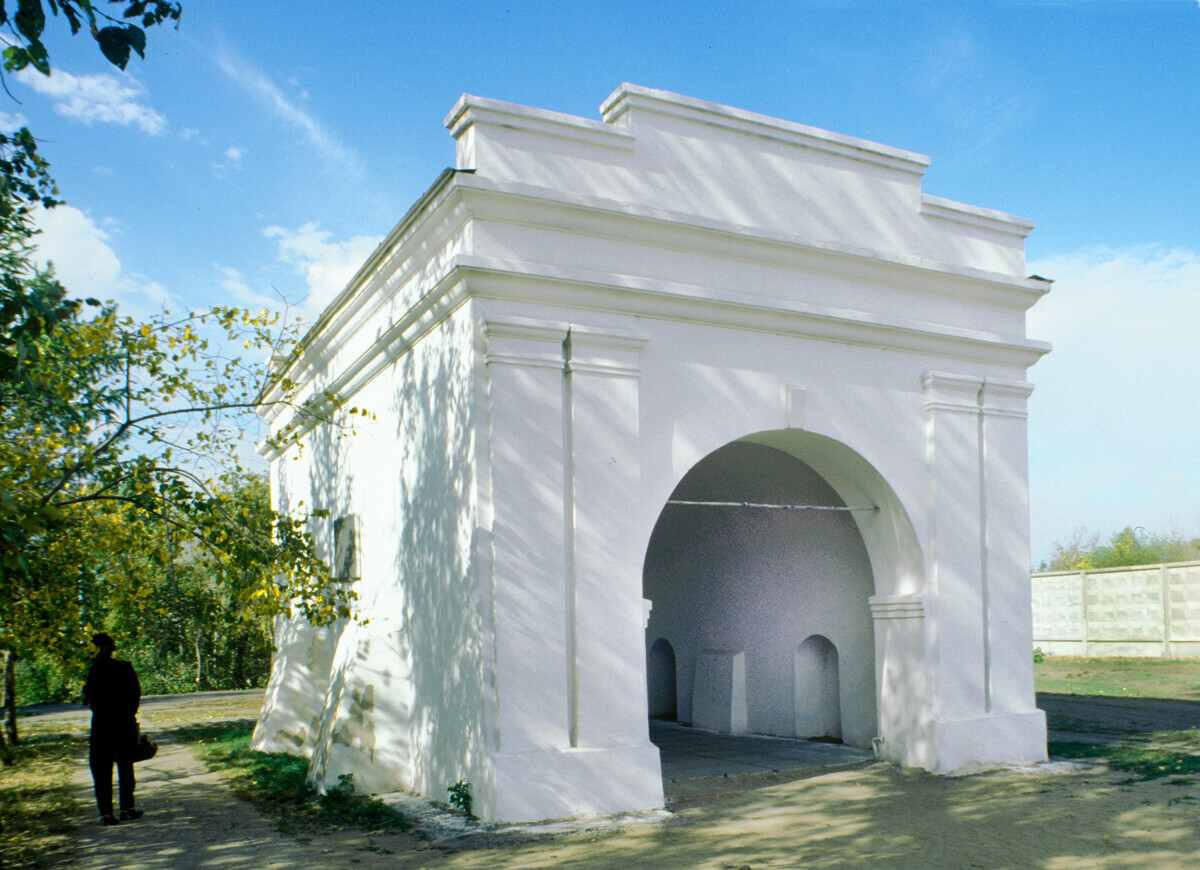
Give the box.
[28,689,1200,869]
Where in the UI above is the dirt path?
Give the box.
[43,691,1200,869]
[70,736,320,870]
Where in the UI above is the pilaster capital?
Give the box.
[922,371,983,414]
[482,316,569,369]
[980,377,1033,419]
[565,326,648,377]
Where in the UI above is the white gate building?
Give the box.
[252,84,1051,823]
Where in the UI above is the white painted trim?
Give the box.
[923,371,985,414]
[456,176,1047,308]
[920,195,1035,239]
[564,325,648,378]
[261,170,1050,425]
[446,94,635,152]
[981,377,1035,419]
[259,275,472,459]
[459,257,1050,367]
[482,317,570,369]
[600,83,929,177]
[869,594,926,619]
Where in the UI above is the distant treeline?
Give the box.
[1039,526,1200,573]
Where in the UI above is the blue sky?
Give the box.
[7,0,1200,564]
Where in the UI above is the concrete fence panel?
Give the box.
[1032,561,1200,658]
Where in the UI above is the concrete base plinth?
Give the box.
[488,743,664,823]
[933,710,1048,773]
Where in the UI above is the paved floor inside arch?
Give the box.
[649,719,875,781]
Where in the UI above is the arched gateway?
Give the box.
[253,85,1051,823]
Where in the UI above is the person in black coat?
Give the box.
[83,632,143,825]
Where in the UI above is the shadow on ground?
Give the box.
[52,690,1200,869]
[1039,691,1200,744]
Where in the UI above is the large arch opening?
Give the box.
[642,437,880,751]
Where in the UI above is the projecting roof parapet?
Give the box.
[444,84,1034,277]
[445,94,636,152]
[600,83,931,176]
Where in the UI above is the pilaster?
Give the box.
[564,326,652,749]
[923,371,987,722]
[980,378,1038,714]
[481,318,571,754]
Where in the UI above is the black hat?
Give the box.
[92,632,115,652]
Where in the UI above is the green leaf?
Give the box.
[125,23,146,59]
[14,0,46,42]
[3,45,31,72]
[25,40,49,74]
[95,25,133,69]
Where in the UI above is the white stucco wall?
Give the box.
[255,84,1051,822]
[255,306,491,804]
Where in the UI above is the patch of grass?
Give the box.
[0,729,86,869]
[172,722,409,833]
[1035,657,1200,700]
[1049,740,1200,780]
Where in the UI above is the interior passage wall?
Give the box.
[643,441,877,746]
[1032,562,1200,658]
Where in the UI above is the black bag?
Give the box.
[129,728,158,762]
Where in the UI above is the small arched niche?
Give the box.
[795,634,841,740]
[647,638,678,720]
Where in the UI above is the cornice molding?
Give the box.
[923,371,984,414]
[981,377,1034,420]
[453,176,1050,310]
[565,325,648,379]
[263,171,1050,422]
[922,372,1035,419]
[481,317,569,370]
[920,195,1034,239]
[263,255,1047,455]
[457,256,1050,368]
[259,169,469,415]
[446,94,635,152]
[600,83,929,177]
[259,274,472,460]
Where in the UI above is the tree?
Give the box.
[0,3,181,379]
[0,0,357,756]
[1,1,181,77]
[1040,527,1200,572]
[21,471,281,700]
[0,275,362,750]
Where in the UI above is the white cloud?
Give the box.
[0,110,28,129]
[178,126,209,145]
[215,264,278,310]
[1026,245,1200,562]
[216,51,363,177]
[211,145,246,177]
[16,68,166,135]
[919,30,1036,154]
[263,222,382,319]
[31,205,175,317]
